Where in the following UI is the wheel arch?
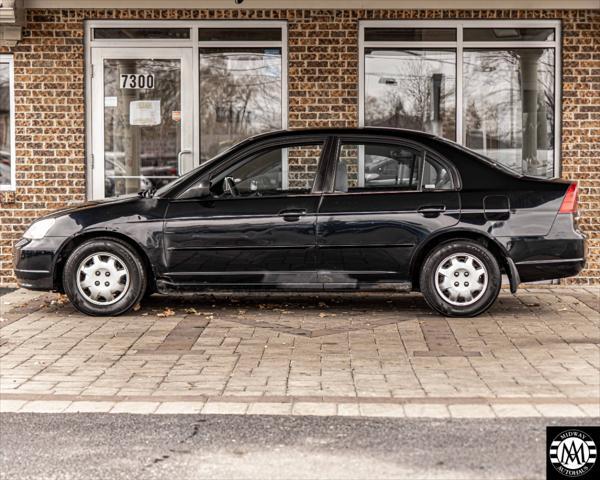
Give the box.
[53,230,156,293]
[410,229,514,291]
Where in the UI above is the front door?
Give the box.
[90,48,194,199]
[162,140,327,288]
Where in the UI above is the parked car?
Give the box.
[13,128,585,317]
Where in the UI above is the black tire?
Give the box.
[63,237,147,316]
[420,240,501,317]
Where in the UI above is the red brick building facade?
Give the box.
[0,2,598,285]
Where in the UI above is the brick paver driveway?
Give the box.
[1,287,598,418]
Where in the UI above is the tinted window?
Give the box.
[422,157,453,190]
[335,143,423,193]
[94,28,190,40]
[464,28,555,42]
[365,28,456,42]
[198,28,282,42]
[209,143,323,198]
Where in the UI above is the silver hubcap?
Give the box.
[76,252,130,306]
[434,253,488,306]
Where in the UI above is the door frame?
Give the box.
[89,47,194,199]
[84,19,289,200]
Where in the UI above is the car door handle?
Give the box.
[279,209,307,221]
[417,205,447,217]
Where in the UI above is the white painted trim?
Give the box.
[0,54,15,192]
[23,0,600,9]
[359,19,562,178]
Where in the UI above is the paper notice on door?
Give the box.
[104,96,117,108]
[129,100,161,126]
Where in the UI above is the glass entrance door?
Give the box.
[91,48,193,199]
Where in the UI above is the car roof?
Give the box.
[244,126,438,143]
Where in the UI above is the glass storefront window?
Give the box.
[103,58,182,197]
[199,47,282,162]
[361,22,559,178]
[463,48,555,177]
[0,56,14,191]
[365,49,456,140]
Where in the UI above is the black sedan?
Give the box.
[13,128,585,317]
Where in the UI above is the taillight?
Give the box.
[559,182,578,214]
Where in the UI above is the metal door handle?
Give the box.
[279,209,307,221]
[417,205,447,217]
[177,150,192,176]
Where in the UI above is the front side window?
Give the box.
[0,55,14,191]
[361,22,560,178]
[335,143,423,193]
[210,143,323,198]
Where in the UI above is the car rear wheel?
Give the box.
[420,240,501,317]
[63,237,147,316]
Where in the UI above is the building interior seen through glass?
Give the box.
[103,58,181,197]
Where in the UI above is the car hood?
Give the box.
[42,194,141,220]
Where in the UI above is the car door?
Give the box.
[162,138,329,288]
[316,136,461,288]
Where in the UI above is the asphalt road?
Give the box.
[2,414,599,480]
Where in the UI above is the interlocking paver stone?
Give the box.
[1,287,598,417]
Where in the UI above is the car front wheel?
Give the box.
[63,237,147,316]
[420,240,501,317]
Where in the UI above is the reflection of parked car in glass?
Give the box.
[14,128,585,318]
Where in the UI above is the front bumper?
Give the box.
[13,236,67,290]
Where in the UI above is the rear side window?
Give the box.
[335,142,423,193]
[422,157,453,190]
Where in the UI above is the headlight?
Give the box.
[23,218,56,240]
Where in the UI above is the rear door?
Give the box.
[316,136,460,287]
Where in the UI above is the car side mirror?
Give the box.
[179,181,211,200]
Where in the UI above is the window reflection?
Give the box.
[463,48,555,177]
[199,48,282,162]
[365,49,456,140]
[0,61,11,188]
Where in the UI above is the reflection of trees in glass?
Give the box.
[200,49,282,161]
[463,49,554,176]
[365,50,456,140]
[104,59,181,196]
[0,64,11,186]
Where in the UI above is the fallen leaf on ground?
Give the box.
[132,303,141,311]
[185,308,198,314]
[157,308,175,317]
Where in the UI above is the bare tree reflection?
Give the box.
[200,49,282,162]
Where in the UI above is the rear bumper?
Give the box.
[13,237,66,290]
[514,257,586,283]
[503,214,586,283]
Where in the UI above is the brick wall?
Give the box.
[0,8,598,285]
